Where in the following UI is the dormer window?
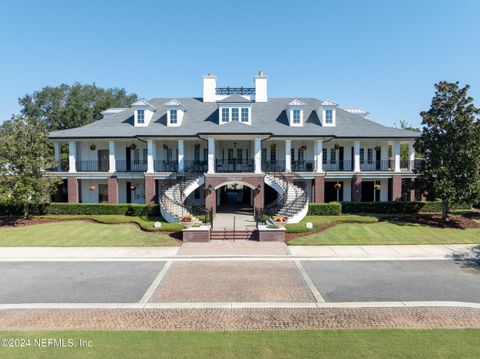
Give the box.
[325,109,333,124]
[131,100,157,127]
[293,109,301,124]
[286,99,306,127]
[232,108,239,121]
[317,99,338,127]
[137,110,145,124]
[221,108,229,122]
[164,99,185,127]
[241,108,249,122]
[170,110,177,124]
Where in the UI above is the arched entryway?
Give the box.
[204,177,264,230]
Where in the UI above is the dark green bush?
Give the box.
[308,202,342,216]
[341,201,471,214]
[0,203,160,217]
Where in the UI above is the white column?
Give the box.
[54,142,61,163]
[353,140,361,172]
[254,138,262,174]
[178,139,184,172]
[108,140,116,173]
[315,140,323,173]
[394,141,401,172]
[147,139,155,173]
[285,139,291,172]
[408,143,415,171]
[68,141,77,173]
[207,138,215,174]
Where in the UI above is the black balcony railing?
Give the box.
[323,160,354,171]
[216,159,254,173]
[76,160,109,172]
[291,160,315,172]
[360,160,394,171]
[262,160,286,172]
[154,160,178,172]
[116,160,147,172]
[215,87,255,95]
[48,160,69,172]
[184,160,208,172]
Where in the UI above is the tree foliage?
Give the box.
[0,115,62,217]
[415,81,480,218]
[18,83,138,131]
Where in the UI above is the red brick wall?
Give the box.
[314,176,325,203]
[67,176,78,203]
[145,176,156,204]
[258,229,285,242]
[351,175,362,202]
[183,229,210,242]
[391,175,402,201]
[107,176,119,204]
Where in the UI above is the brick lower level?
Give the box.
[57,173,411,206]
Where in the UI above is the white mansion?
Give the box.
[48,72,420,223]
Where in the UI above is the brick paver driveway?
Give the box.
[151,261,314,303]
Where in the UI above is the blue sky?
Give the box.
[0,0,479,127]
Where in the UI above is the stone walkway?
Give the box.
[1,307,479,330]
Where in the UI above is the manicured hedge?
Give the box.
[0,203,160,217]
[341,201,471,214]
[308,202,342,216]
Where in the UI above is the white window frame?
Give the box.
[325,109,333,124]
[170,109,177,124]
[231,108,239,121]
[221,107,230,123]
[137,110,145,124]
[293,109,301,124]
[241,107,249,122]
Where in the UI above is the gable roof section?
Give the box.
[49,97,420,139]
[216,94,252,103]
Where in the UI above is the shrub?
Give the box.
[341,201,471,214]
[308,202,342,216]
[0,202,160,217]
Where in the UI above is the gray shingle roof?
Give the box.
[49,97,420,139]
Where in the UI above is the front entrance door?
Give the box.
[98,184,108,203]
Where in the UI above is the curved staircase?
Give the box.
[264,173,309,224]
[159,174,206,223]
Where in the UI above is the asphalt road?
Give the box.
[0,261,165,303]
[302,260,480,303]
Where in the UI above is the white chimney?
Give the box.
[254,70,268,102]
[203,73,217,102]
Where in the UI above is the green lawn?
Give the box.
[285,215,378,233]
[0,221,179,247]
[288,221,480,245]
[0,330,479,358]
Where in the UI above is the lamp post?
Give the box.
[334,182,342,202]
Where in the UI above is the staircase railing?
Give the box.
[263,165,309,219]
[263,164,290,216]
[158,164,210,223]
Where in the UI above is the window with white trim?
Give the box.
[293,109,301,124]
[137,110,145,124]
[221,108,230,122]
[322,149,327,164]
[325,109,333,124]
[241,108,249,122]
[231,108,239,121]
[298,148,304,162]
[360,148,365,164]
[170,109,177,124]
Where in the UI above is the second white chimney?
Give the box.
[254,70,268,102]
[203,73,217,102]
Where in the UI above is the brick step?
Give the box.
[210,230,259,241]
